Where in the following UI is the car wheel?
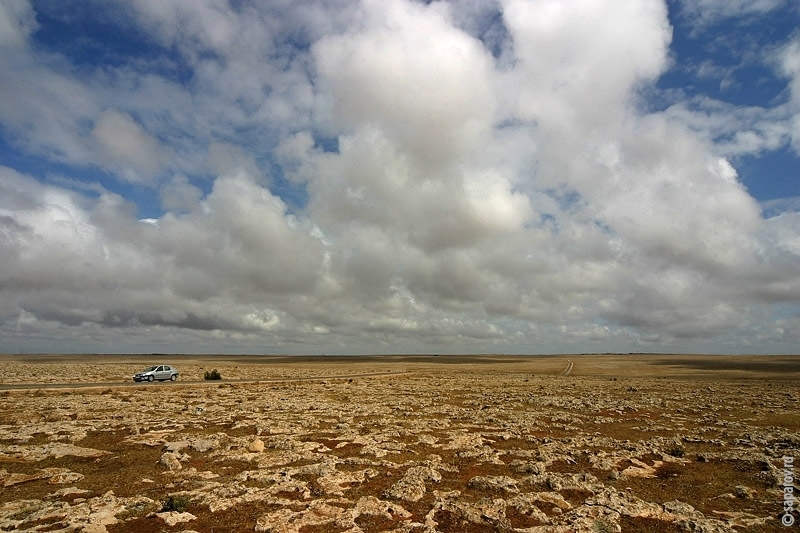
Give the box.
[147,375,154,382]
[170,374,177,382]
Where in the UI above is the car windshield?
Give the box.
[143,366,157,372]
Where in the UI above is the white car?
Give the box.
[133,365,179,382]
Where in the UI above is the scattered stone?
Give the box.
[0,359,796,533]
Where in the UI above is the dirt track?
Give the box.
[0,371,407,391]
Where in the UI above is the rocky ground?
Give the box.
[0,354,798,532]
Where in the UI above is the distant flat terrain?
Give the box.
[1,353,798,387]
[0,354,797,532]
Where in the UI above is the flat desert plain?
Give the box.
[0,354,798,532]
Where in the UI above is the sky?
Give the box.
[1,0,799,355]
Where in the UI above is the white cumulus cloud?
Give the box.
[0,0,799,354]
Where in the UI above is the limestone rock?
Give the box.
[160,451,183,471]
[663,499,704,520]
[50,486,92,498]
[383,465,441,502]
[0,443,110,462]
[426,491,509,530]
[165,440,191,453]
[255,500,348,533]
[248,438,265,453]
[191,439,216,452]
[531,491,573,511]
[317,467,378,496]
[510,459,546,474]
[467,475,520,494]
[507,493,550,526]
[156,511,197,526]
[2,467,80,487]
[353,495,412,520]
[0,358,794,533]
[619,457,660,478]
[48,470,84,484]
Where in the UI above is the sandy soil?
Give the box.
[0,354,798,532]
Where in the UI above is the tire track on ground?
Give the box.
[0,371,410,391]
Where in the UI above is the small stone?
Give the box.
[248,439,265,453]
[156,511,197,526]
[159,452,182,471]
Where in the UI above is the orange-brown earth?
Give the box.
[0,354,798,532]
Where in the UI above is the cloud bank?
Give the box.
[1,0,799,354]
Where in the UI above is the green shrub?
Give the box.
[160,494,190,512]
[593,521,615,533]
[667,443,685,458]
[204,369,222,380]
